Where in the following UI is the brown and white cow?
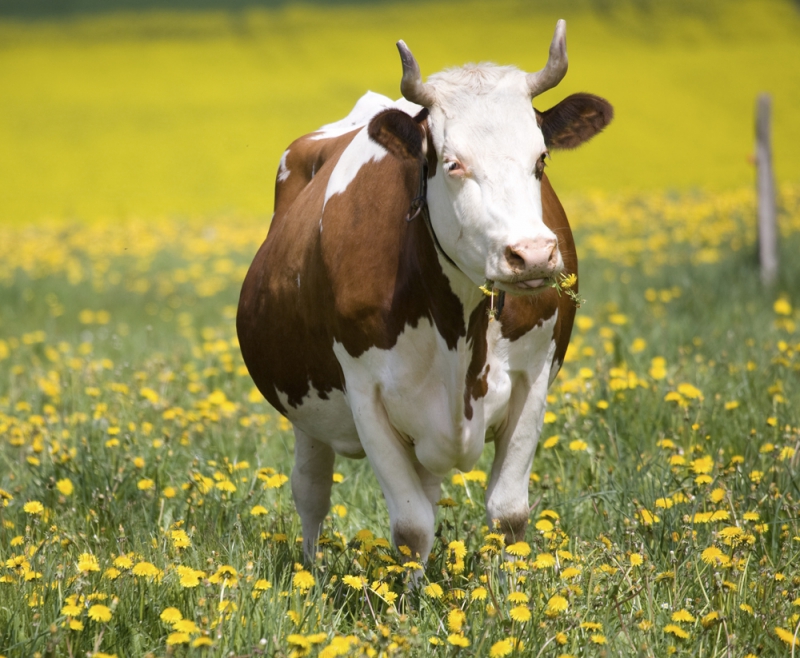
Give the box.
[238,21,612,562]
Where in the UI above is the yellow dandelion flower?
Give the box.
[581,621,602,630]
[490,639,513,657]
[701,611,720,628]
[87,605,112,623]
[509,605,531,623]
[449,540,467,560]
[591,634,607,644]
[471,587,487,602]
[555,632,568,645]
[535,519,554,532]
[775,627,800,647]
[160,607,183,623]
[672,609,695,623]
[61,603,82,616]
[250,505,268,516]
[166,632,191,645]
[700,546,724,565]
[447,634,470,647]
[23,501,44,515]
[132,562,160,578]
[774,298,792,316]
[638,509,660,525]
[56,479,74,496]
[447,608,466,633]
[342,575,365,590]
[561,567,582,580]
[663,624,689,639]
[506,542,531,557]
[546,595,568,615]
[568,439,588,451]
[113,555,133,569]
[630,553,643,566]
[424,583,444,599]
[264,474,289,489]
[192,637,213,648]
[508,592,529,604]
[740,603,754,615]
[255,579,272,591]
[173,620,198,633]
[292,570,315,592]
[534,553,556,569]
[543,435,559,449]
[77,553,100,572]
[543,411,557,423]
[69,619,84,631]
[171,529,191,549]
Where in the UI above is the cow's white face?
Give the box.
[396,22,612,295]
[425,68,558,293]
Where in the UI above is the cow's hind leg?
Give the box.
[291,427,336,562]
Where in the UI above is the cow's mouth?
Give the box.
[492,276,555,295]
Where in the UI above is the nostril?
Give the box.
[504,246,526,271]
[548,241,560,268]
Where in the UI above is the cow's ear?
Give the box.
[535,93,613,150]
[368,109,424,161]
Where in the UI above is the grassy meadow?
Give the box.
[3,0,800,656]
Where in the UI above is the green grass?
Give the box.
[2,0,800,223]
[1,188,799,656]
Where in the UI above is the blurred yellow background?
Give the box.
[1,0,799,223]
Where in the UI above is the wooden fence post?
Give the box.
[756,93,778,286]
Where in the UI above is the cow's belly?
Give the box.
[328,313,558,476]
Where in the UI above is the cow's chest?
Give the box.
[283,311,559,476]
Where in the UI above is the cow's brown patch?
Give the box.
[238,114,465,415]
[463,299,491,421]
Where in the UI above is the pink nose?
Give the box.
[504,237,560,277]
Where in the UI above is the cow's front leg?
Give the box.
[292,427,336,562]
[351,396,437,562]
[485,364,552,545]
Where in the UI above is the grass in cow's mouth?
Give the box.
[1,185,799,656]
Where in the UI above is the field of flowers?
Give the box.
[1,185,799,657]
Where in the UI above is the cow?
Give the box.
[237,20,612,563]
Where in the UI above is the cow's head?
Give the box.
[374,21,612,294]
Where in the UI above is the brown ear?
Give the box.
[368,109,425,161]
[536,93,613,150]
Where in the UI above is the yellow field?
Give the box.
[1,0,800,223]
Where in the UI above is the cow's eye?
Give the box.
[444,160,464,176]
[534,152,548,180]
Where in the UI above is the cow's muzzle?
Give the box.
[502,236,563,288]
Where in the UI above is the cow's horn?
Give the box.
[396,40,436,107]
[527,19,569,97]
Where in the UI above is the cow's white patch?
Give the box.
[324,127,387,207]
[277,149,291,182]
[311,91,394,141]
[275,385,363,458]
[330,311,557,478]
[311,91,423,142]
